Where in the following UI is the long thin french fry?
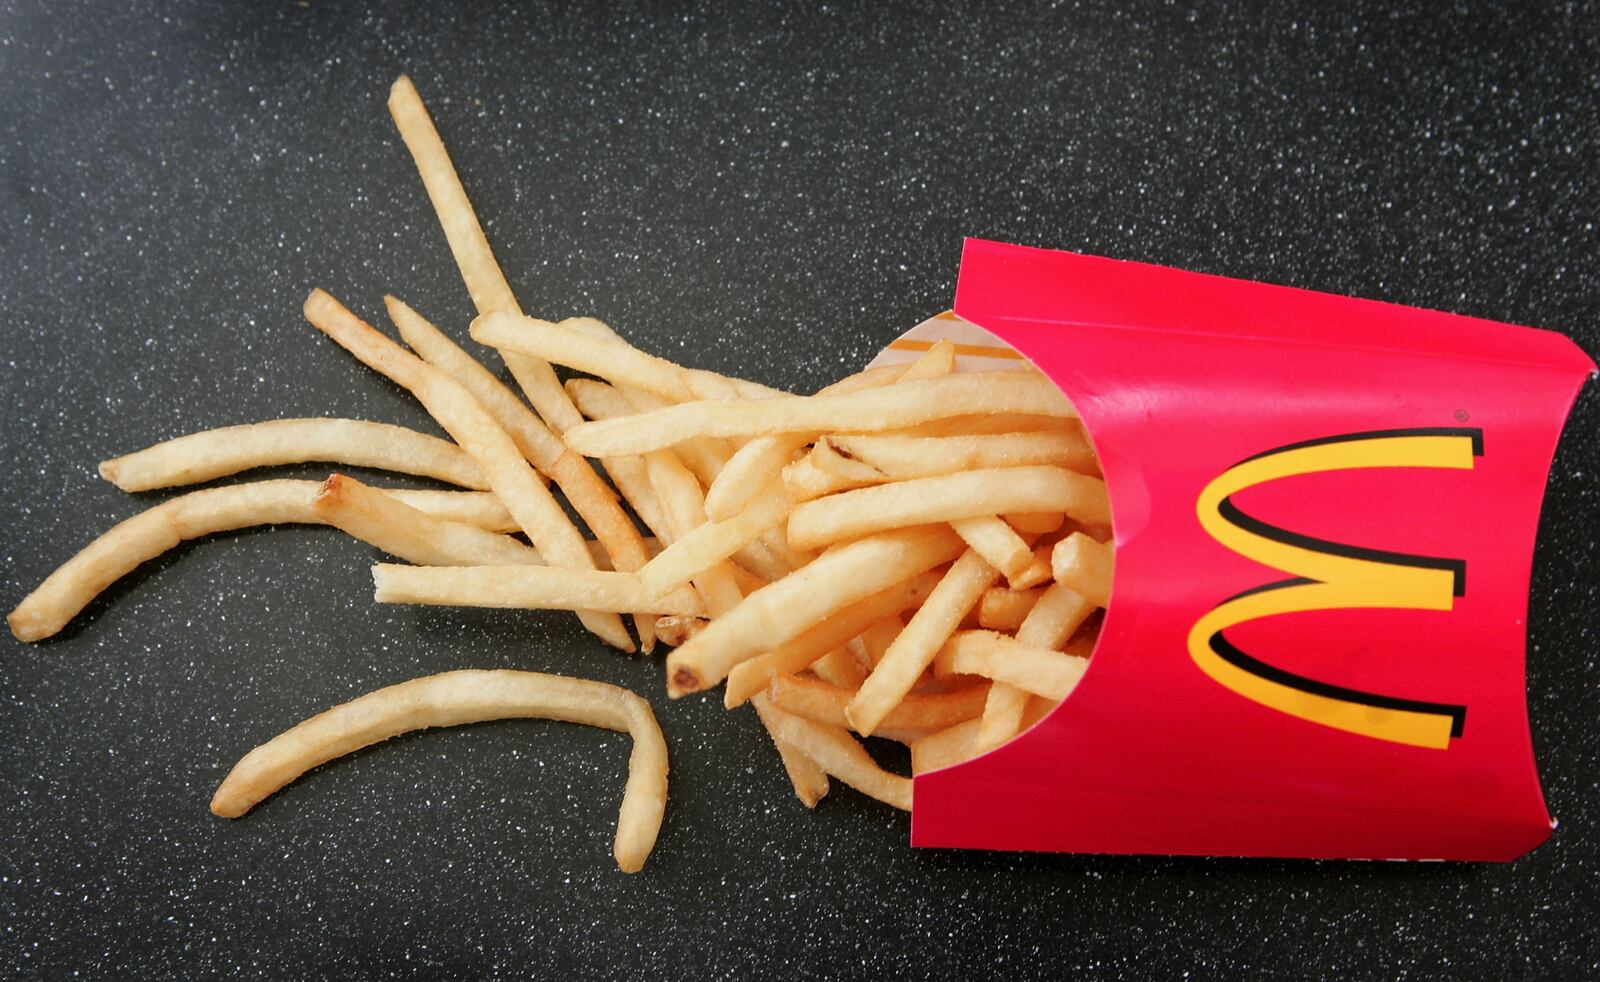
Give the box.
[312,474,538,566]
[303,289,631,650]
[760,703,912,811]
[722,574,939,708]
[767,674,989,734]
[386,75,585,434]
[751,695,830,808]
[388,296,657,649]
[933,630,1089,700]
[210,669,668,873]
[788,466,1110,551]
[845,550,998,736]
[823,428,1098,481]
[563,373,1076,457]
[665,525,965,697]
[372,564,704,615]
[99,418,488,492]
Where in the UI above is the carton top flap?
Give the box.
[955,237,1596,377]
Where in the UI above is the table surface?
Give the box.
[3,2,1597,978]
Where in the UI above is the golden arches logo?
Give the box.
[1188,428,1482,750]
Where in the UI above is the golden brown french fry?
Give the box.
[751,694,829,808]
[704,432,814,522]
[1018,582,1097,650]
[767,675,988,734]
[973,683,1032,756]
[933,630,1089,700]
[977,586,1045,632]
[372,564,704,615]
[385,489,519,532]
[722,573,939,708]
[760,703,912,810]
[810,648,867,690]
[387,297,656,648]
[210,669,668,873]
[386,76,585,434]
[653,614,707,648]
[880,413,1080,439]
[666,525,965,697]
[844,550,998,736]
[787,466,1110,551]
[638,480,788,599]
[556,319,787,404]
[312,474,539,566]
[698,343,952,521]
[7,481,323,642]
[823,429,1097,482]
[1051,532,1114,607]
[950,516,1034,582]
[910,719,981,775]
[640,450,744,618]
[1003,512,1066,535]
[302,289,631,651]
[854,614,904,667]
[782,449,873,502]
[99,418,488,492]
[4,478,530,643]
[563,373,1076,457]
[806,439,887,484]
[1007,544,1055,591]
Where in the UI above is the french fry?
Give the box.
[933,630,1089,700]
[99,418,489,492]
[1007,544,1055,591]
[5,479,527,643]
[751,694,830,808]
[1018,582,1098,651]
[977,586,1045,632]
[638,478,789,602]
[767,674,988,734]
[806,438,888,484]
[312,474,539,566]
[782,448,874,502]
[303,289,632,651]
[950,516,1034,582]
[653,614,707,647]
[704,433,814,521]
[972,684,1032,756]
[552,314,784,402]
[787,466,1110,551]
[972,583,1097,753]
[1051,532,1114,607]
[665,525,965,697]
[386,76,586,434]
[878,413,1080,439]
[1004,511,1066,535]
[910,719,982,775]
[722,573,940,708]
[699,343,952,521]
[822,429,1097,482]
[372,563,704,615]
[845,550,998,736]
[387,297,656,646]
[563,373,1076,457]
[210,669,668,873]
[810,648,867,690]
[760,703,913,811]
[641,450,745,617]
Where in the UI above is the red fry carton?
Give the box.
[888,238,1594,861]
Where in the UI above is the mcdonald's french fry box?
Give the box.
[881,238,1595,862]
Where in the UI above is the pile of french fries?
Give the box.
[6,76,1111,869]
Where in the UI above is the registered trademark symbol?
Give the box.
[1454,409,1470,422]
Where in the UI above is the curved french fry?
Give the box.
[210,670,668,873]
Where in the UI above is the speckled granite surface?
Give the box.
[2,2,1596,978]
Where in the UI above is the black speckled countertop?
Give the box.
[3,2,1597,978]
